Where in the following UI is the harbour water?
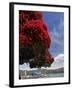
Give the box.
[45,72,64,78]
[19,69,64,79]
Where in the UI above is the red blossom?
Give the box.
[19,11,42,24]
[20,19,51,48]
[44,49,54,64]
[19,32,28,47]
[19,11,54,67]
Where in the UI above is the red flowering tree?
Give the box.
[19,11,54,68]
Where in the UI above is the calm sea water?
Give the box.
[46,73,64,77]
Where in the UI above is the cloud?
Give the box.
[19,63,38,70]
[51,53,64,68]
[49,17,64,57]
[54,53,64,61]
[19,63,30,70]
[50,18,64,47]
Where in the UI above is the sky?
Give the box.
[42,12,64,57]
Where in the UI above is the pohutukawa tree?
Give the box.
[19,11,54,68]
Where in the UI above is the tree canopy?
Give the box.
[19,11,54,68]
